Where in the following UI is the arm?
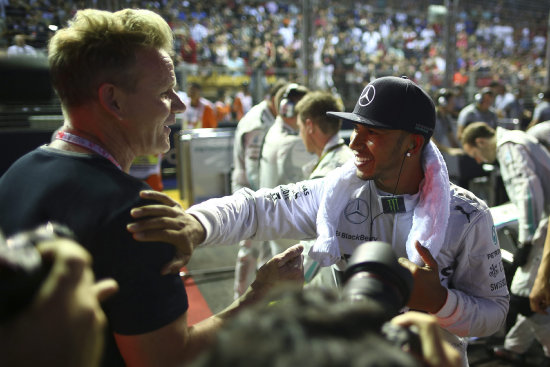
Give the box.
[114,243,304,367]
[530,218,550,313]
[399,207,509,337]
[438,208,509,337]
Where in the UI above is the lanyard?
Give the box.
[55,131,122,170]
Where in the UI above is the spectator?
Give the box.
[490,80,516,119]
[224,48,246,76]
[461,121,550,363]
[233,82,253,121]
[7,34,37,57]
[0,9,304,366]
[456,87,497,141]
[432,88,462,156]
[180,82,217,129]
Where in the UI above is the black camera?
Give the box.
[341,241,421,354]
[0,223,75,322]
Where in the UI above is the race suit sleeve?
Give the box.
[187,179,323,247]
[497,142,543,243]
[434,206,509,337]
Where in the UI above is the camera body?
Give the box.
[341,241,421,354]
[0,223,75,322]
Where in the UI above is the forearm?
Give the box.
[435,289,509,337]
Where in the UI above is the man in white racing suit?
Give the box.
[231,79,288,298]
[148,76,509,366]
[462,121,550,362]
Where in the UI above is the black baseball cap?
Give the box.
[327,76,435,139]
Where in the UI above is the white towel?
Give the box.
[309,140,450,266]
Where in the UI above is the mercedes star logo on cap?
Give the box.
[358,84,375,107]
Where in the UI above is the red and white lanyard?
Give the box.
[55,131,122,170]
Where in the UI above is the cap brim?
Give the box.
[326,111,395,129]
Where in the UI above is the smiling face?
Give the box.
[119,48,185,156]
[348,124,410,191]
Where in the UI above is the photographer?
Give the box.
[188,287,461,367]
[130,76,509,365]
[0,227,118,367]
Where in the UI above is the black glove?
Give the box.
[513,242,532,268]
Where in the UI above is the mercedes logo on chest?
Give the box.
[344,198,369,224]
[358,84,375,106]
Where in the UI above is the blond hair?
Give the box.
[48,8,173,107]
[295,91,343,135]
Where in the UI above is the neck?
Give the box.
[51,108,135,172]
[314,134,334,158]
[374,157,424,195]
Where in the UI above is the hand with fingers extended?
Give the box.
[127,190,206,274]
[247,244,305,302]
[397,241,448,314]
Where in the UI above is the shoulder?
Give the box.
[449,183,490,222]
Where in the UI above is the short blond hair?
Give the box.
[48,8,173,107]
[295,91,343,135]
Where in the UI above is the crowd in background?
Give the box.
[2,0,550,111]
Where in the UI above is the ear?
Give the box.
[474,137,486,148]
[98,83,124,120]
[407,134,424,155]
[305,118,314,134]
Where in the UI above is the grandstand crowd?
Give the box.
[2,0,550,110]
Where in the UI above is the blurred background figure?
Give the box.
[233,82,253,121]
[129,154,164,192]
[231,79,288,299]
[180,82,217,129]
[7,34,37,57]
[456,87,497,141]
[432,88,463,156]
[259,82,314,256]
[528,90,550,130]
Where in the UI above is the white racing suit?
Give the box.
[496,127,550,356]
[231,100,275,298]
[188,176,509,366]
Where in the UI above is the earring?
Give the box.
[406,152,412,157]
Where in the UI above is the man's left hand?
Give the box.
[398,241,448,314]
